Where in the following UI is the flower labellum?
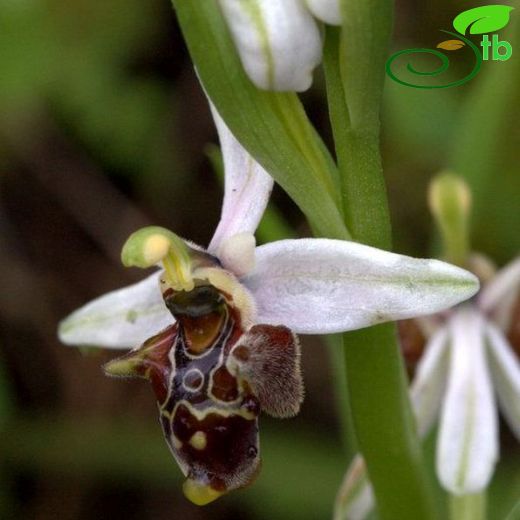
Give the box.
[104,228,303,505]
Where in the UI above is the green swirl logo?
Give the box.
[386,5,514,89]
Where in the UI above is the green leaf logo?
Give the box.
[453,5,514,35]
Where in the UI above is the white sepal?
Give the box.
[218,0,322,91]
[479,256,520,331]
[58,272,172,350]
[410,327,449,438]
[243,239,479,334]
[208,104,273,254]
[436,308,498,494]
[305,0,342,25]
[486,322,520,441]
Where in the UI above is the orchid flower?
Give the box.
[415,255,520,495]
[58,104,478,506]
[218,0,342,91]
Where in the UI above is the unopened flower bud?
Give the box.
[428,172,472,219]
[218,0,322,91]
[428,172,472,266]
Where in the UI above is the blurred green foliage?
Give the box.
[0,415,345,519]
[0,0,191,220]
[383,8,520,262]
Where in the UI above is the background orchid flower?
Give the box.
[414,255,520,495]
[335,174,519,518]
[218,0,341,91]
[419,175,520,495]
[337,255,520,520]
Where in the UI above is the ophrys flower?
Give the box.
[412,254,520,495]
[59,104,479,505]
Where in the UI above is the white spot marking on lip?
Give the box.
[189,431,207,450]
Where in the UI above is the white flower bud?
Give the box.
[218,0,322,91]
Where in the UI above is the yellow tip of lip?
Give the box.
[102,356,141,377]
[183,479,224,506]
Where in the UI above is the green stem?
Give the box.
[336,1,391,247]
[341,326,435,520]
[326,334,357,461]
[450,492,486,520]
[324,3,437,518]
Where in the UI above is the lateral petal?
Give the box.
[436,308,498,494]
[58,272,172,350]
[218,0,322,91]
[410,327,449,438]
[243,239,479,334]
[486,322,520,441]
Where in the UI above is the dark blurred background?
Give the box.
[0,1,518,519]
